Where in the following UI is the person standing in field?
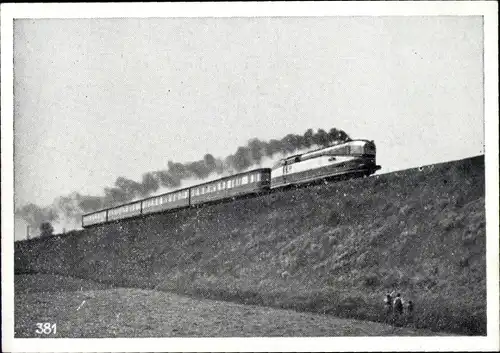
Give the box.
[384,293,393,313]
[393,293,404,316]
[383,293,393,323]
[406,300,414,314]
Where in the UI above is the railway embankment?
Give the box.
[15,155,486,334]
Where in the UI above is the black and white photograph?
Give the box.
[1,2,499,352]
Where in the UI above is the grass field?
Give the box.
[15,156,486,335]
[15,274,449,337]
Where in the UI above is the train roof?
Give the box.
[82,168,271,217]
[285,139,374,159]
[186,168,270,189]
[272,139,375,168]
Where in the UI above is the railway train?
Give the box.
[82,139,381,228]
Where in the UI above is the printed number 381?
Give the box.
[35,323,56,334]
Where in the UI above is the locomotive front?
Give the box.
[346,140,381,175]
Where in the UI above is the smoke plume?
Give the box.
[16,128,350,237]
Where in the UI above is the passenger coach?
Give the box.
[190,168,271,205]
[81,168,271,227]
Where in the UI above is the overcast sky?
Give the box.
[14,16,484,209]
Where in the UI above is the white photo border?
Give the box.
[1,2,498,352]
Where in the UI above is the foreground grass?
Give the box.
[15,275,448,338]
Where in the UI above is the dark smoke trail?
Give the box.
[16,128,350,236]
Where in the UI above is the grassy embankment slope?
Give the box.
[15,156,486,335]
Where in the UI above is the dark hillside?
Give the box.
[15,155,486,335]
